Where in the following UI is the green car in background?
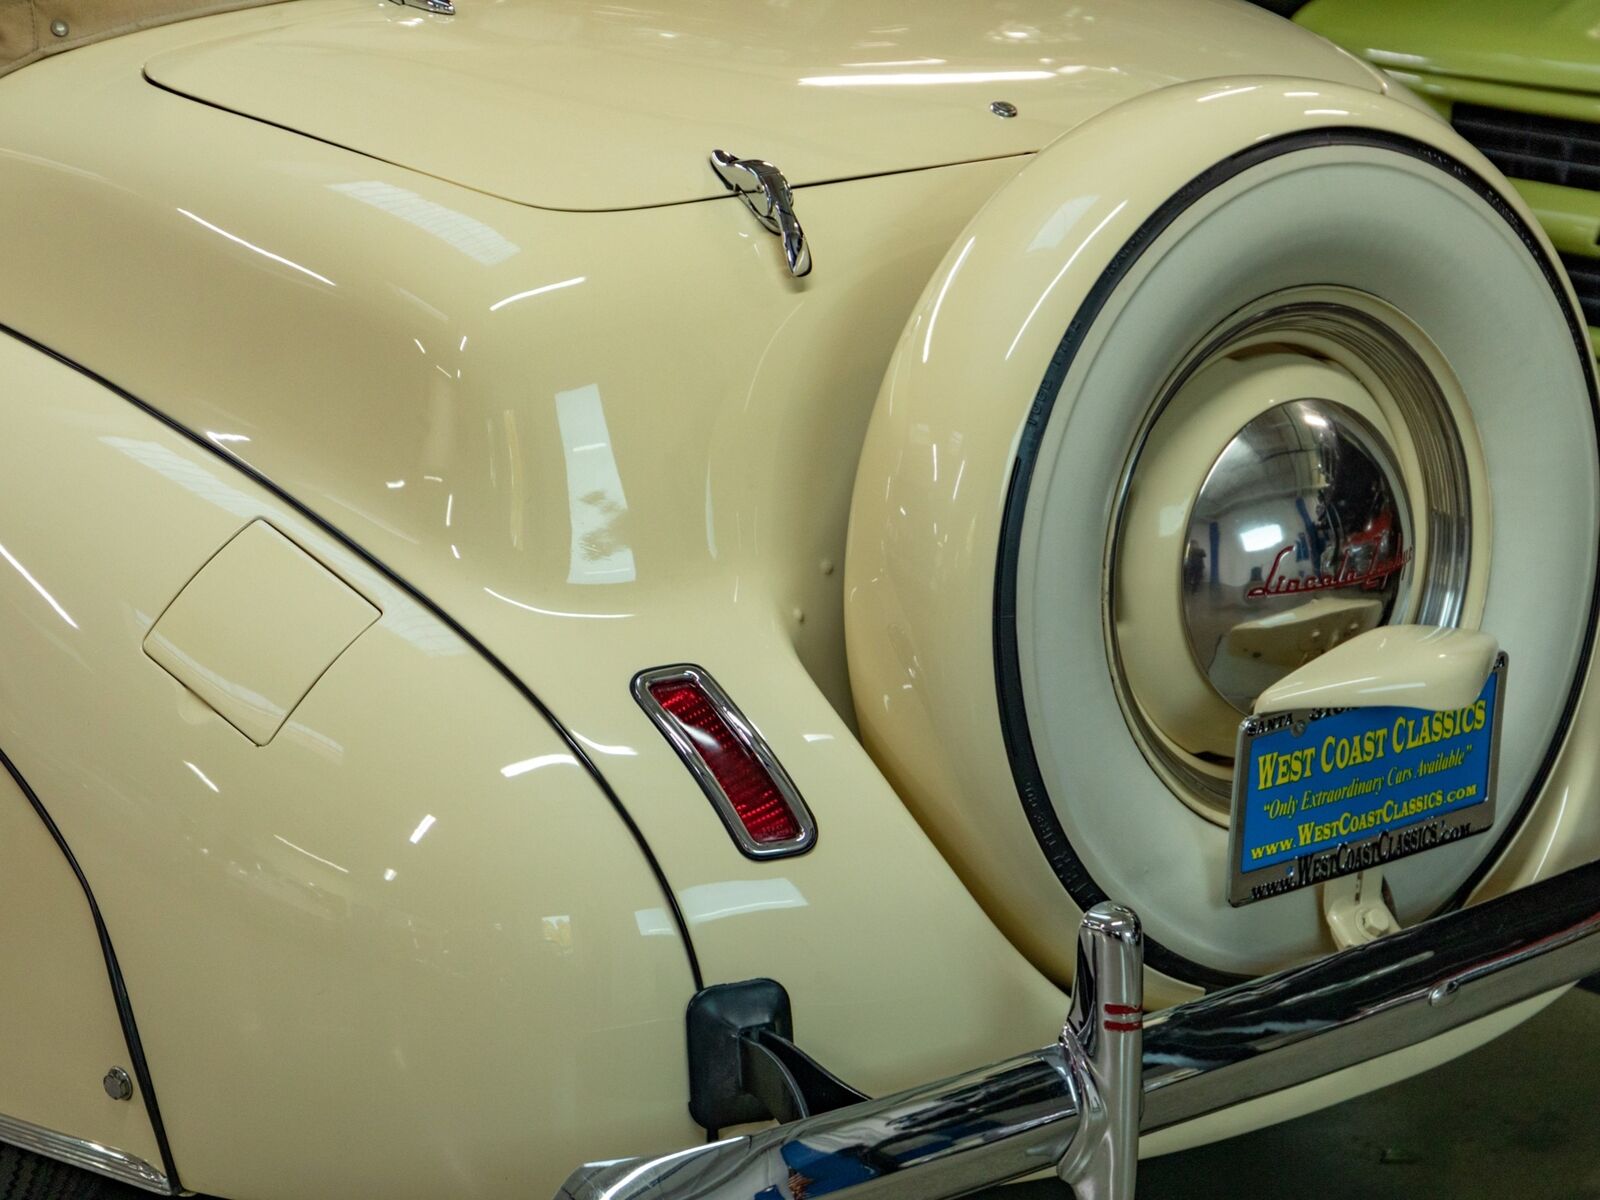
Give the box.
[1289,0,1600,355]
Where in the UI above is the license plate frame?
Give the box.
[1227,653,1507,908]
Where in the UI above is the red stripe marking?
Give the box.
[1103,1019,1143,1032]
[1103,1004,1143,1016]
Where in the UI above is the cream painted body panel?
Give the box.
[142,0,1384,210]
[1256,626,1500,714]
[143,519,380,744]
[0,28,1080,1126]
[0,15,1091,1191]
[0,335,703,1197]
[0,768,163,1176]
[0,3,1593,1193]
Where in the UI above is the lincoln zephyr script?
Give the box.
[1244,544,1413,599]
[1228,655,1507,906]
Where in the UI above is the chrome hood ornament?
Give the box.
[710,149,812,277]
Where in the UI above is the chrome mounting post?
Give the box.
[1057,902,1143,1200]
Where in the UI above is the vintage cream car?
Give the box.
[1,2,1597,1199]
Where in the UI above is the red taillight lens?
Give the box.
[635,667,814,856]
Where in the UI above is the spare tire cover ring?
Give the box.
[993,128,1600,990]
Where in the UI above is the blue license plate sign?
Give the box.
[1227,653,1506,907]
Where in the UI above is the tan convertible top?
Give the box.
[0,0,286,77]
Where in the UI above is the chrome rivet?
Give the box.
[49,18,69,37]
[103,1066,133,1101]
[989,100,1018,119]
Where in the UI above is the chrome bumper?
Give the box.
[557,859,1600,1200]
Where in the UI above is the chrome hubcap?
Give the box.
[1181,399,1413,714]
[1107,295,1476,823]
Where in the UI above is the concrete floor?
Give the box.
[988,986,1600,1200]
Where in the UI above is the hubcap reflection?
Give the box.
[1181,399,1412,714]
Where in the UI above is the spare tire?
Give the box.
[844,77,1600,993]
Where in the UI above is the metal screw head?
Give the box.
[989,100,1018,119]
[49,18,69,37]
[102,1067,133,1101]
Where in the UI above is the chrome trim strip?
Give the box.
[0,1111,172,1194]
[557,857,1600,1200]
[632,664,817,859]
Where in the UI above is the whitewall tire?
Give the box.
[846,80,1600,989]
